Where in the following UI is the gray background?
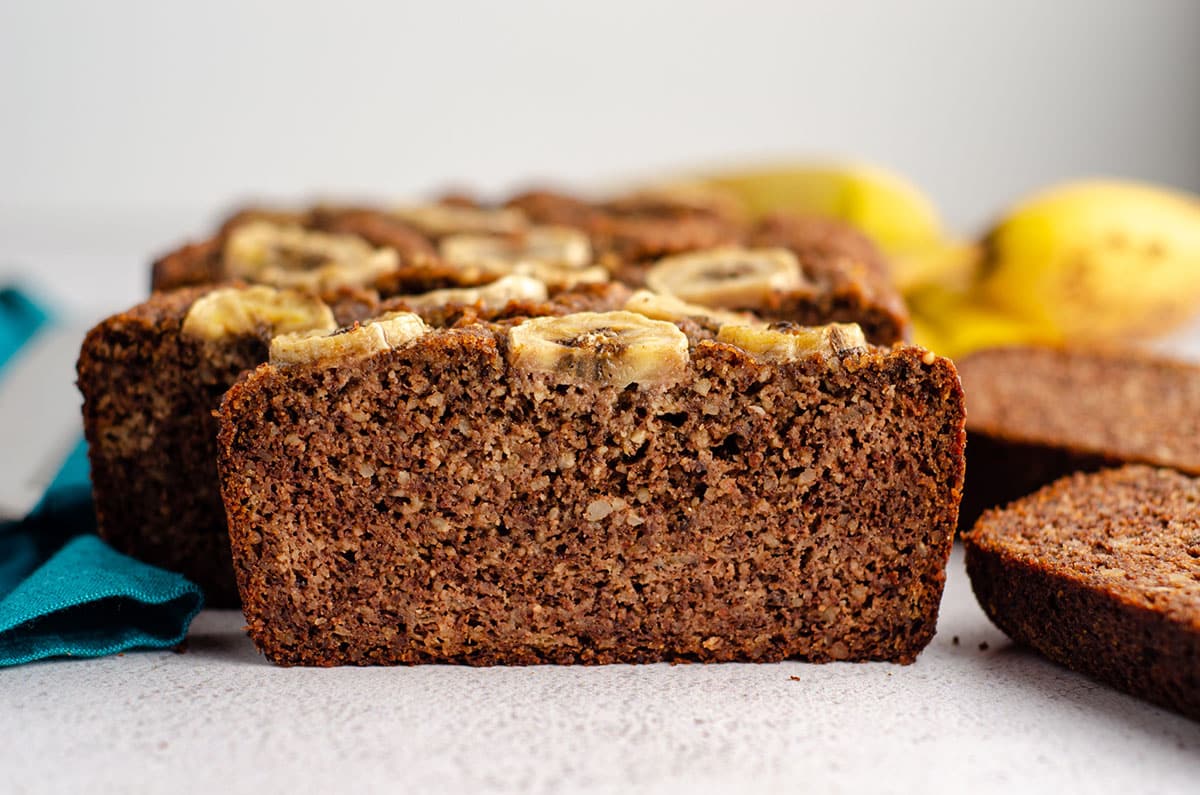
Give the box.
[1,0,1198,308]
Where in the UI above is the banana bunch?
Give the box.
[974,181,1200,341]
[667,164,1200,358]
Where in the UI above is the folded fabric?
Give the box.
[0,286,50,369]
[0,286,204,666]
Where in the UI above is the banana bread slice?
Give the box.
[78,285,356,605]
[963,465,1200,721]
[217,313,965,666]
[956,346,1200,527]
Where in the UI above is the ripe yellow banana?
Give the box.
[674,161,961,290]
[697,161,944,255]
[907,285,1058,359]
[976,180,1200,341]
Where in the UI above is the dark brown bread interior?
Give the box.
[77,287,264,606]
[963,466,1200,721]
[217,328,965,666]
[957,346,1200,528]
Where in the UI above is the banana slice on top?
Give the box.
[182,285,337,341]
[717,322,866,363]
[623,289,759,328]
[270,312,429,367]
[392,204,528,237]
[394,274,550,312]
[440,226,604,288]
[645,247,808,309]
[225,220,399,291]
[508,311,689,388]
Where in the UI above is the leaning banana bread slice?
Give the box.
[963,466,1200,721]
[78,285,354,606]
[956,346,1200,527]
[217,312,965,666]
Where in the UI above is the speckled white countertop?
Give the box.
[5,546,1200,795]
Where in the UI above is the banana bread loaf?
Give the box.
[507,190,908,344]
[217,312,965,666]
[956,346,1200,527]
[154,193,908,345]
[77,285,354,605]
[963,465,1200,721]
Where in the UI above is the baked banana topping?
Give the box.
[392,204,528,237]
[396,274,549,311]
[440,226,605,288]
[225,221,399,290]
[270,312,428,366]
[645,246,808,309]
[181,285,337,341]
[716,322,866,362]
[623,289,758,327]
[508,310,689,388]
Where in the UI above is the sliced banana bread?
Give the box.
[957,346,1200,527]
[217,313,965,666]
[964,465,1200,721]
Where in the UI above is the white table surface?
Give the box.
[4,243,1200,795]
[5,547,1200,795]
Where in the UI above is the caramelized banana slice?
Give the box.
[395,274,549,311]
[182,286,337,341]
[441,227,604,288]
[716,322,866,362]
[645,247,808,309]
[508,311,689,388]
[623,289,758,327]
[392,204,528,237]
[270,312,428,366]
[225,221,398,290]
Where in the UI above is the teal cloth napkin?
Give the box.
[0,286,204,666]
